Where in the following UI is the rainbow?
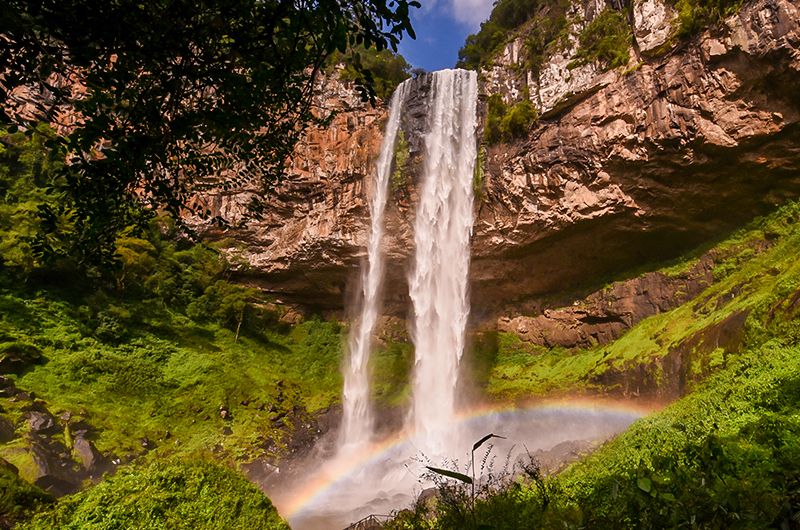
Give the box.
[274,398,658,521]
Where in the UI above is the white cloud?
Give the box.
[448,0,494,30]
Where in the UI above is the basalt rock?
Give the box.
[193,0,800,325]
[497,255,716,348]
[472,0,800,317]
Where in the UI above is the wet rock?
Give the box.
[139,437,154,450]
[241,459,279,484]
[0,378,16,398]
[27,411,60,435]
[219,405,232,421]
[29,438,86,497]
[73,433,112,479]
[529,439,596,473]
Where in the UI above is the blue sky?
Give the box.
[397,0,495,71]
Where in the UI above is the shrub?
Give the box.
[20,461,290,530]
[485,95,538,144]
[672,0,745,40]
[329,45,412,100]
[571,9,632,70]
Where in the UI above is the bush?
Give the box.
[672,0,744,39]
[20,461,290,530]
[485,95,537,144]
[458,0,570,70]
[329,45,412,100]
[571,9,632,70]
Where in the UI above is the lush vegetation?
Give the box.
[0,123,355,528]
[570,8,632,70]
[20,461,289,529]
[391,130,411,192]
[671,0,746,39]
[387,339,800,528]
[329,46,413,100]
[457,0,570,70]
[484,94,538,144]
[477,201,800,400]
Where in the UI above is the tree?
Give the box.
[1,0,418,265]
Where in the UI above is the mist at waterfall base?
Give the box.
[265,70,643,529]
[271,403,642,529]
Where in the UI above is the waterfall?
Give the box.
[339,80,410,450]
[408,69,478,450]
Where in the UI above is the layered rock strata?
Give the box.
[198,0,800,335]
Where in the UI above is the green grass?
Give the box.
[371,339,414,407]
[570,8,632,70]
[0,289,345,469]
[393,338,800,529]
[483,202,800,400]
[19,460,289,530]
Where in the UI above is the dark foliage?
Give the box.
[2,0,418,265]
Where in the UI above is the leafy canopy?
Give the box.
[2,0,418,265]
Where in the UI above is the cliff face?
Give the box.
[472,0,800,319]
[200,0,800,329]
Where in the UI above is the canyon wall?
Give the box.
[197,0,800,341]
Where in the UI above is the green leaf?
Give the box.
[426,466,473,484]
[473,433,506,452]
[637,477,652,493]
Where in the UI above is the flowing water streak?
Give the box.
[339,81,410,450]
[408,69,478,451]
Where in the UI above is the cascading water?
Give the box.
[408,69,478,450]
[339,80,410,450]
[268,70,641,530]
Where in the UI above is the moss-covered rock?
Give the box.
[0,459,52,530]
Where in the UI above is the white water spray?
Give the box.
[269,71,641,530]
[339,80,410,450]
[408,69,478,450]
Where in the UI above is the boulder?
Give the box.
[72,433,112,479]
[27,411,60,436]
[0,415,15,443]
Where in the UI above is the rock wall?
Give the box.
[198,0,800,336]
[472,0,800,320]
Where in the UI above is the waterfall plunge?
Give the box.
[339,80,410,450]
[408,69,478,449]
[275,71,640,529]
[341,69,477,453]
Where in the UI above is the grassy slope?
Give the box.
[0,288,345,475]
[20,461,289,530]
[387,203,800,529]
[549,340,800,528]
[482,202,800,400]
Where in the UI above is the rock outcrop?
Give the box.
[497,256,715,348]
[472,0,800,318]
[196,0,800,333]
